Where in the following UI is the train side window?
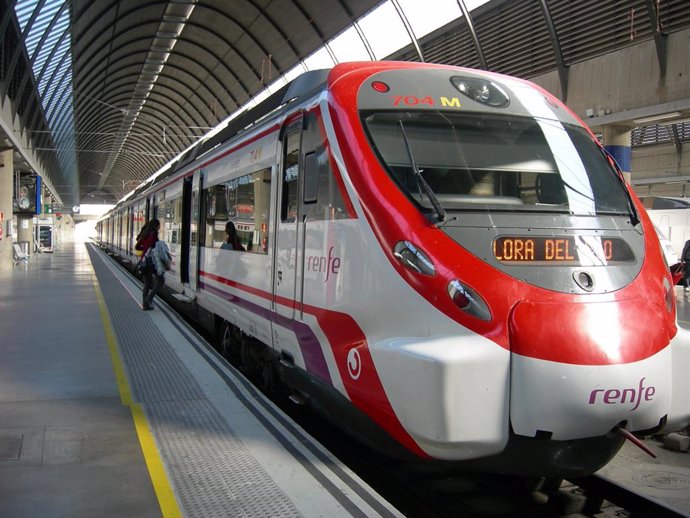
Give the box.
[202,169,270,254]
[300,110,351,221]
[282,129,301,222]
[303,152,318,204]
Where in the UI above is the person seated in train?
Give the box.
[220,221,245,251]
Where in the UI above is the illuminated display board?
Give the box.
[493,236,635,264]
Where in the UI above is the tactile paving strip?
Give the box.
[88,247,301,518]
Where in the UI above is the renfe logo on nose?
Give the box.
[588,377,656,411]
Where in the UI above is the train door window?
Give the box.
[204,183,231,248]
[158,197,175,245]
[127,208,133,252]
[282,128,301,222]
[133,204,145,248]
[169,197,182,244]
[303,152,318,204]
[191,189,199,246]
[118,211,125,249]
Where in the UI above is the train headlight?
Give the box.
[663,277,674,313]
[448,280,491,321]
[393,241,435,276]
[450,76,510,108]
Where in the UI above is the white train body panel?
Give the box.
[511,349,672,440]
[372,335,510,459]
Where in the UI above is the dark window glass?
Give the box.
[282,130,300,222]
[363,111,630,215]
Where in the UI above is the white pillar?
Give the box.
[17,213,34,255]
[0,150,13,270]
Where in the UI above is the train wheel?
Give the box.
[260,352,282,399]
[218,320,241,364]
[238,334,260,377]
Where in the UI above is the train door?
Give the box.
[127,206,133,256]
[179,177,192,284]
[272,115,304,320]
[188,171,203,291]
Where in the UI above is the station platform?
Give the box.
[1,241,689,518]
[0,240,401,518]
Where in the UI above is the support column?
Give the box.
[17,213,34,256]
[603,125,633,184]
[0,149,13,270]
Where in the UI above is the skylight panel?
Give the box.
[329,26,373,63]
[358,1,409,60]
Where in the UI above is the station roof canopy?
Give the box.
[2,0,385,206]
[2,0,690,208]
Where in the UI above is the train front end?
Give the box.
[326,62,690,477]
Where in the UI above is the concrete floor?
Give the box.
[0,242,160,518]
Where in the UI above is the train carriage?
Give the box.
[97,61,690,477]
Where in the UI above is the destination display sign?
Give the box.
[493,236,635,265]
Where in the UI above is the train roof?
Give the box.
[99,69,330,220]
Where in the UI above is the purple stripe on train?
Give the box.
[200,281,333,384]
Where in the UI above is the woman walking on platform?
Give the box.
[135,218,160,310]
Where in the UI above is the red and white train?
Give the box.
[97,61,690,477]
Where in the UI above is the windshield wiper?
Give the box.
[602,149,640,227]
[398,120,446,223]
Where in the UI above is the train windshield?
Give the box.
[363,111,631,216]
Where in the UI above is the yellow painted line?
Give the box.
[130,403,183,516]
[93,276,183,518]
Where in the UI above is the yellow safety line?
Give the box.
[93,277,183,518]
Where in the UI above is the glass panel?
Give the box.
[133,203,146,248]
[358,1,409,59]
[329,26,373,62]
[363,111,630,215]
[158,197,176,245]
[303,153,318,203]
[302,145,351,221]
[303,47,336,71]
[207,169,271,254]
[157,197,180,245]
[190,190,199,246]
[282,131,301,222]
[397,0,462,39]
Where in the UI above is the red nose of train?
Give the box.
[508,297,673,440]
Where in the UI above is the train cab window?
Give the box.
[363,111,631,216]
[282,130,300,222]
